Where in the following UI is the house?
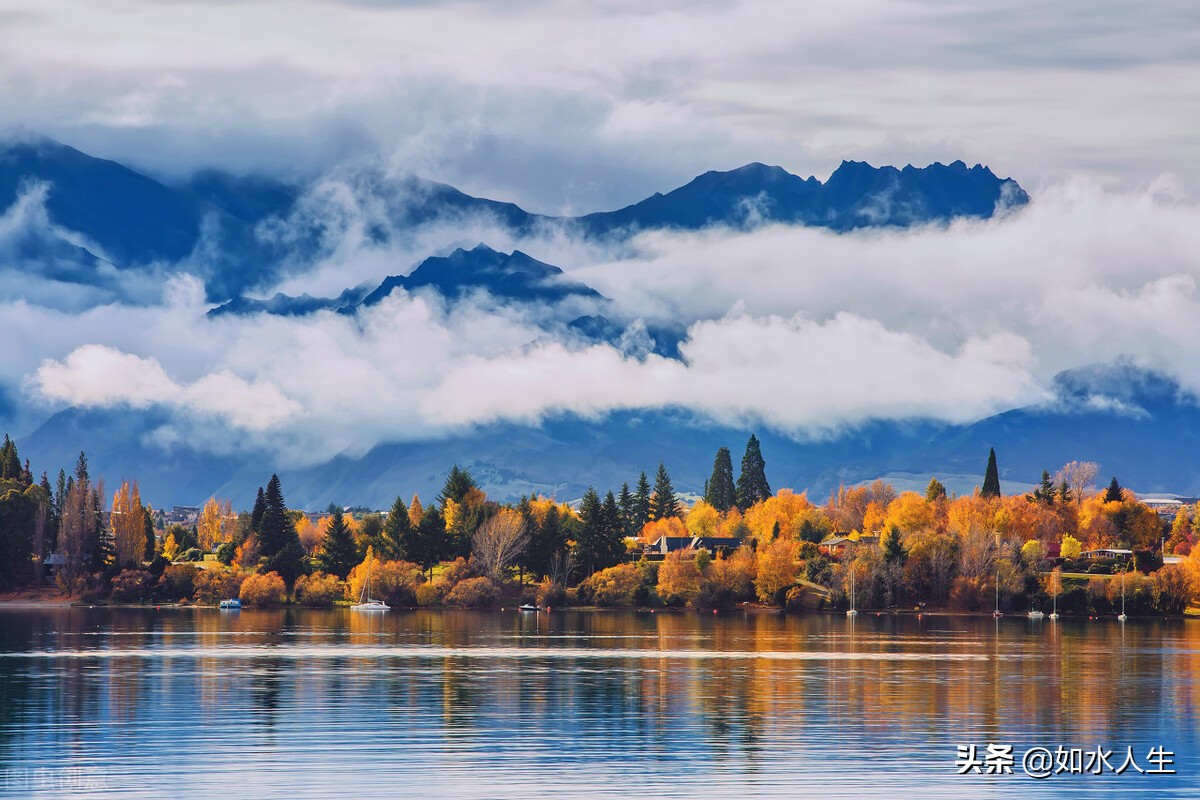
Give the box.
[689,536,742,554]
[819,534,878,556]
[1080,548,1134,561]
[650,536,694,555]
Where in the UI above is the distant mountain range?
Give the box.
[2,137,1027,303]
[15,363,1200,509]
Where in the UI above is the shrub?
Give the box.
[345,559,424,606]
[215,541,237,566]
[1151,565,1191,614]
[192,567,245,604]
[240,571,286,606]
[580,564,642,607]
[535,578,565,608]
[182,548,203,563]
[295,572,341,606]
[110,569,154,603]
[445,576,500,608]
[158,563,198,601]
[415,582,445,607]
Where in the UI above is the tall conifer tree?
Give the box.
[981,448,1001,498]
[735,435,771,509]
[704,447,737,511]
[649,463,680,521]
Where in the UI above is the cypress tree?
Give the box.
[143,506,156,561]
[250,487,267,534]
[735,434,771,509]
[649,463,680,521]
[1104,477,1123,503]
[981,448,1001,498]
[382,495,411,561]
[317,507,357,579]
[704,447,737,512]
[632,472,651,530]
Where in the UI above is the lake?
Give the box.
[0,607,1196,798]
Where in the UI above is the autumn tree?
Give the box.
[754,537,799,604]
[317,507,358,579]
[472,508,529,581]
[735,434,771,510]
[1060,533,1082,560]
[657,549,703,606]
[110,481,146,567]
[704,447,737,512]
[981,448,1001,498]
[649,463,680,521]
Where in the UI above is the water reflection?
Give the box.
[0,608,1197,798]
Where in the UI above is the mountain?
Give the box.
[573,159,1027,235]
[352,244,603,309]
[16,364,1200,510]
[2,137,1028,305]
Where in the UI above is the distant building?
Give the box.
[1141,498,1183,519]
[644,535,744,558]
[1080,548,1134,561]
[819,534,878,555]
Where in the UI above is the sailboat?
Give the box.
[992,567,1003,618]
[1048,570,1060,620]
[846,565,857,617]
[352,558,389,611]
[1117,565,1128,622]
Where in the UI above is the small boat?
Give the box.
[352,558,389,612]
[518,604,540,612]
[1028,609,1044,620]
[846,562,857,617]
[218,598,241,609]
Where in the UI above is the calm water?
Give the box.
[0,607,1197,798]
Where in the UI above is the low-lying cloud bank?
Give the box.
[7,177,1200,467]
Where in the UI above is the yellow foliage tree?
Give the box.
[640,516,688,543]
[657,549,703,606]
[1060,533,1082,560]
[883,492,935,536]
[685,500,720,538]
[161,531,180,562]
[110,481,145,566]
[408,494,423,528]
[754,537,799,603]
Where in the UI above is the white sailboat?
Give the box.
[1117,565,1128,622]
[352,557,389,611]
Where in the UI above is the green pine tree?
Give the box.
[981,448,1001,498]
[882,525,907,565]
[381,496,411,561]
[573,487,626,578]
[617,483,636,535]
[258,474,305,587]
[1104,476,1123,503]
[317,507,358,579]
[632,472,651,529]
[438,464,478,507]
[704,447,737,511]
[649,463,680,521]
[735,434,771,509]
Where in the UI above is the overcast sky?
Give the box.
[3,0,1200,211]
[4,0,1200,470]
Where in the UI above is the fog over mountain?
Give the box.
[3,133,1200,506]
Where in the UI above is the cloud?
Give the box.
[5,176,1200,473]
[2,0,1200,212]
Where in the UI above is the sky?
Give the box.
[2,0,1200,212]
[3,0,1200,475]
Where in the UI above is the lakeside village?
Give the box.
[1,433,1199,617]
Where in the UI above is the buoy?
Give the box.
[713,609,718,615]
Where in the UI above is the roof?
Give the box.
[690,536,742,549]
[1081,548,1134,555]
